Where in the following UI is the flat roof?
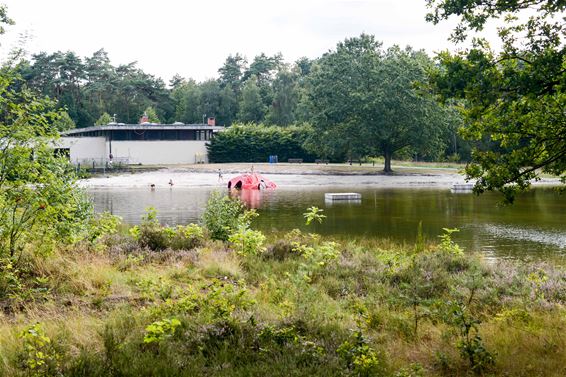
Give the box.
[62,123,224,136]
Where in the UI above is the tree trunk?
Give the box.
[383,149,393,173]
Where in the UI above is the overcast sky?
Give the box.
[1,0,482,83]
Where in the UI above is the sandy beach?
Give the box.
[79,162,561,189]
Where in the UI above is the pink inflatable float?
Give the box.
[227,173,277,190]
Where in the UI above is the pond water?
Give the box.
[89,185,566,261]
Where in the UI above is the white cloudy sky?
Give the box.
[0,0,489,82]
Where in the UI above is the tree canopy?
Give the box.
[427,0,566,201]
[0,68,90,258]
[307,34,452,172]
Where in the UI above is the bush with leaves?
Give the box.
[202,191,255,241]
[18,323,61,376]
[129,208,170,251]
[129,208,204,251]
[445,301,495,373]
[293,241,339,283]
[337,330,383,376]
[207,123,319,163]
[0,68,92,260]
[87,212,122,246]
[303,206,326,225]
[169,223,205,250]
[228,225,266,257]
[143,318,181,344]
[438,228,464,255]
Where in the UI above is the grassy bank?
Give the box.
[1,205,565,376]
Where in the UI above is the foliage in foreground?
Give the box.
[1,196,566,376]
[427,0,566,201]
[0,67,92,259]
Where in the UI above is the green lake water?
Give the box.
[90,186,566,261]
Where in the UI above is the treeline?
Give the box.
[11,38,473,165]
[13,50,312,128]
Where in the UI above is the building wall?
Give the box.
[110,140,209,164]
[58,138,210,165]
[56,137,107,163]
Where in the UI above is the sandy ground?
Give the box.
[80,163,561,189]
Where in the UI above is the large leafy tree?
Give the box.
[0,66,90,259]
[171,79,202,123]
[307,34,451,171]
[0,8,90,261]
[427,0,566,201]
[218,53,247,92]
[217,85,238,126]
[266,69,299,126]
[237,76,266,123]
[198,79,222,123]
[21,51,90,125]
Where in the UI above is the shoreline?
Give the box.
[79,163,562,189]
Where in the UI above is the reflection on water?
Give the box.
[481,224,566,250]
[229,189,264,209]
[89,186,566,261]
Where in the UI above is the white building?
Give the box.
[58,123,224,165]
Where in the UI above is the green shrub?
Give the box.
[438,228,464,255]
[293,241,340,283]
[207,123,319,163]
[130,208,204,251]
[228,226,266,257]
[130,208,169,251]
[18,323,61,376]
[445,301,495,374]
[202,192,250,241]
[169,224,205,250]
[303,206,326,225]
[143,318,181,344]
[0,258,23,301]
[87,212,122,250]
[337,330,383,376]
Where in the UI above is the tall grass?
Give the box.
[1,219,566,376]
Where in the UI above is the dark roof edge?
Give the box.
[62,124,225,136]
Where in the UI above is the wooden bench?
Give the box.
[288,158,303,163]
[315,159,329,164]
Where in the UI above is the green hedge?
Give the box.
[207,124,319,163]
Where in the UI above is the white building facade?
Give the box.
[58,123,223,165]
